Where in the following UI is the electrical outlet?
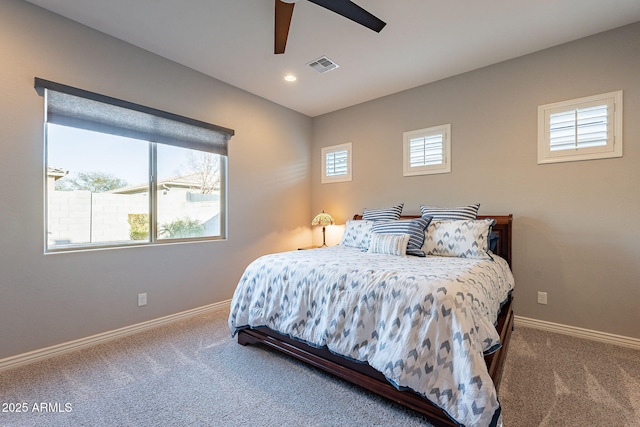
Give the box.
[137,293,147,307]
[537,291,547,305]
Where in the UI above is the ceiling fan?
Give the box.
[274,0,386,54]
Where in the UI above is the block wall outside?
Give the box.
[47,190,219,246]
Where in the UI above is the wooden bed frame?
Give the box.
[237,214,514,427]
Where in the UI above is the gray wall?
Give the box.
[311,23,640,339]
[0,0,312,359]
[2,0,638,362]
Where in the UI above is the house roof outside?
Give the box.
[108,173,207,195]
[46,167,208,195]
[46,166,68,180]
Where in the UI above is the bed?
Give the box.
[229,213,514,427]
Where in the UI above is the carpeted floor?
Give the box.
[499,327,640,426]
[1,306,638,427]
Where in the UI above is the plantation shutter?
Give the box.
[325,149,349,176]
[548,101,611,152]
[409,134,444,167]
[537,90,623,165]
[403,124,450,176]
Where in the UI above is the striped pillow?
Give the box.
[371,217,432,256]
[368,233,410,256]
[419,203,480,220]
[362,203,404,221]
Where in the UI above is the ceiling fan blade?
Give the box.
[274,0,295,54]
[307,0,386,33]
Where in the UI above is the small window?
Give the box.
[403,124,451,176]
[538,91,622,164]
[321,142,352,183]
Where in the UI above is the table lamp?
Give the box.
[311,210,334,247]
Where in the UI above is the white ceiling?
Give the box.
[24,0,640,117]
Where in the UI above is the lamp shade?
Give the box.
[311,211,334,227]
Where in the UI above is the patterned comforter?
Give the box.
[228,246,514,426]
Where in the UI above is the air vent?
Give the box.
[307,56,339,74]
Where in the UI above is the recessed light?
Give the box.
[284,74,297,82]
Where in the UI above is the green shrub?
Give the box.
[128,213,149,240]
[159,217,203,239]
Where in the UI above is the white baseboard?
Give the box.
[0,299,231,373]
[3,306,636,373]
[515,315,640,350]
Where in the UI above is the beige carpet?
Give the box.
[499,327,640,426]
[1,306,638,427]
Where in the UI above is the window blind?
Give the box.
[325,149,348,176]
[409,134,444,167]
[549,104,609,152]
[34,78,234,155]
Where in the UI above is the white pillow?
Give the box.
[368,233,410,256]
[340,220,376,250]
[422,219,495,259]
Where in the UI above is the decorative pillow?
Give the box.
[422,219,496,259]
[368,233,410,256]
[340,219,376,250]
[489,232,499,252]
[362,203,404,221]
[371,217,432,257]
[419,204,480,220]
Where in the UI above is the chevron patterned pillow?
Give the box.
[340,219,376,250]
[423,218,496,259]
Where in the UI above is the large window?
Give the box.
[538,91,622,164]
[37,78,234,252]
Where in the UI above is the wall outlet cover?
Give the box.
[138,293,147,306]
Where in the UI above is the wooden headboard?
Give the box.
[352,214,513,267]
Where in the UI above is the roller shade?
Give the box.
[35,78,234,155]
